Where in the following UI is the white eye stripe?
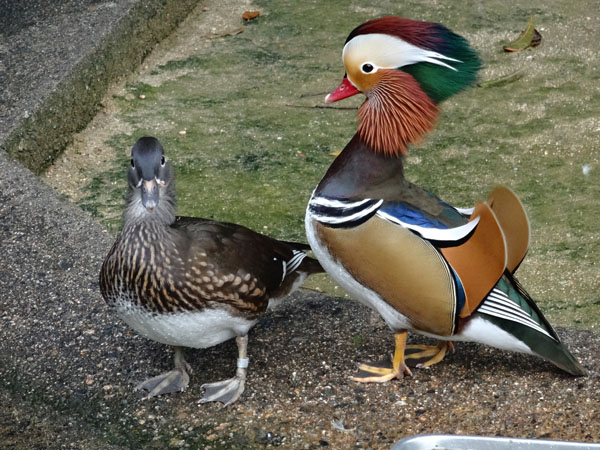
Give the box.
[343,33,462,72]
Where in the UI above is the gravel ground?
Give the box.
[1,233,598,449]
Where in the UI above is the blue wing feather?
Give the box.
[379,197,467,230]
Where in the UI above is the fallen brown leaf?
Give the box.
[243,11,260,21]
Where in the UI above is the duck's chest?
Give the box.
[100,230,182,309]
[305,202,459,336]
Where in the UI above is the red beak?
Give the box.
[325,77,360,103]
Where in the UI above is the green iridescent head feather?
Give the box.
[401,23,482,103]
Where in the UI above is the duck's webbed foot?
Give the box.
[135,347,191,398]
[200,373,246,405]
[404,341,454,367]
[200,335,248,406]
[352,332,413,383]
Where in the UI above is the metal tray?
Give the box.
[391,435,600,450]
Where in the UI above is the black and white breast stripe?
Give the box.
[308,196,383,228]
[478,288,556,340]
[309,196,478,246]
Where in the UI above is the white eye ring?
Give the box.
[361,62,377,74]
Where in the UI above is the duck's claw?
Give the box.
[405,341,454,367]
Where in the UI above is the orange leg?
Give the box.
[352,331,413,383]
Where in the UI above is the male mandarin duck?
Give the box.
[100,137,323,404]
[305,17,586,381]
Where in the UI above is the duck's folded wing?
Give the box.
[377,200,507,318]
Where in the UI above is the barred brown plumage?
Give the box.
[99,137,323,405]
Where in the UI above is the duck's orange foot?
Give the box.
[352,359,412,383]
[404,341,454,368]
[351,331,413,383]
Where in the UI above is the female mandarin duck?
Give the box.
[305,17,586,381]
[100,137,323,404]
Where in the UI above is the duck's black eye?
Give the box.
[362,63,374,73]
[160,155,166,166]
[130,158,135,168]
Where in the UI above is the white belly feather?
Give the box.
[113,298,256,349]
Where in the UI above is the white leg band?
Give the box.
[237,357,249,369]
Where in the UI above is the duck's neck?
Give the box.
[123,185,176,228]
[357,70,438,157]
[315,134,452,215]
[315,133,409,201]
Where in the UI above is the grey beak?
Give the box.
[141,179,159,210]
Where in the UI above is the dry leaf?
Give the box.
[243,11,260,21]
[530,28,542,47]
[503,15,542,52]
[478,69,525,88]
